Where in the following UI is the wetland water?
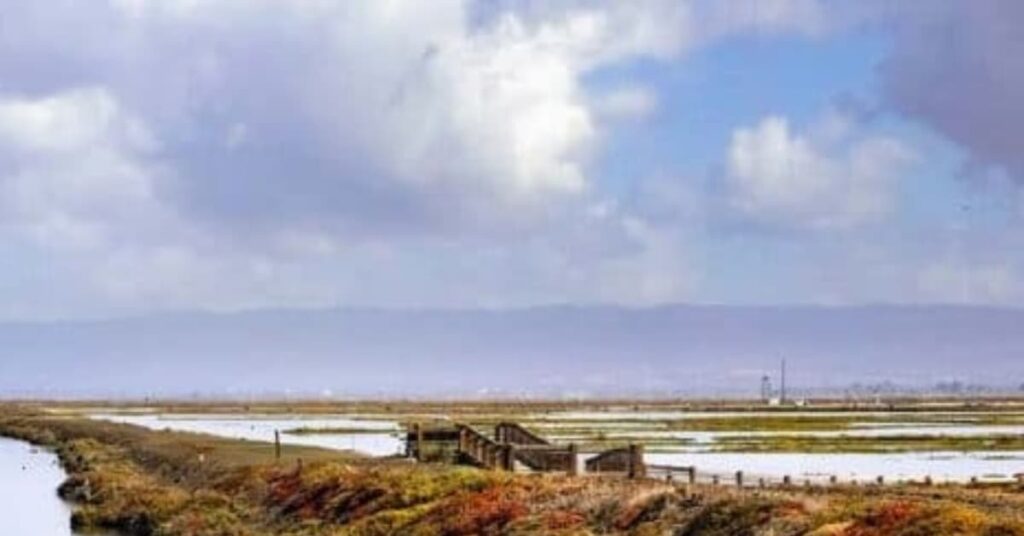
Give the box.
[90,411,1024,483]
[92,413,405,456]
[0,437,73,535]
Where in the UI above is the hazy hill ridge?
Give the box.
[2,305,1022,397]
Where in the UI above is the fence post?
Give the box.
[688,466,696,485]
[735,470,744,488]
[414,423,424,462]
[783,475,791,487]
[567,443,578,476]
[876,475,884,486]
[829,475,838,486]
[274,430,281,461]
[503,444,515,471]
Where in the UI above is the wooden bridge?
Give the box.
[406,421,645,477]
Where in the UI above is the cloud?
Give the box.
[918,261,1022,305]
[693,0,830,39]
[593,87,657,121]
[879,2,1024,186]
[0,88,167,251]
[0,1,711,318]
[724,114,914,230]
[0,1,702,239]
[3,0,1017,317]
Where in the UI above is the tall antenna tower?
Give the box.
[780,358,787,403]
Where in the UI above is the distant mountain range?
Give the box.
[1,305,1022,398]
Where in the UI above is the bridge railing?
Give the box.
[585,444,646,478]
[456,424,513,470]
[510,443,578,474]
[494,422,549,446]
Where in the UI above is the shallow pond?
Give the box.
[645,450,1024,484]
[91,413,404,456]
[0,437,73,535]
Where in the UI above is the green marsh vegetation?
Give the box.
[714,434,1024,454]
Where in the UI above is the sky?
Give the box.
[1,1,1023,321]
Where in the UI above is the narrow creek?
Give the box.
[0,436,74,535]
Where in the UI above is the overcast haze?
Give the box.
[2,305,1023,397]
[1,2,1022,395]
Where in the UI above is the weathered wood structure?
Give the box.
[405,421,642,477]
[584,443,646,478]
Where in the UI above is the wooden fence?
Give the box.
[584,444,646,478]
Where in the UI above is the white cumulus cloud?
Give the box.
[725,115,914,230]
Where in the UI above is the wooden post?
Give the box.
[413,423,424,462]
[829,475,838,485]
[876,475,884,486]
[735,470,744,488]
[924,475,933,486]
[274,430,281,461]
[627,444,645,478]
[758,477,766,489]
[502,444,515,471]
[687,466,696,485]
[567,443,578,476]
[712,474,720,486]
[783,475,791,487]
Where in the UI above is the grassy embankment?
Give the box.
[6,404,1024,534]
